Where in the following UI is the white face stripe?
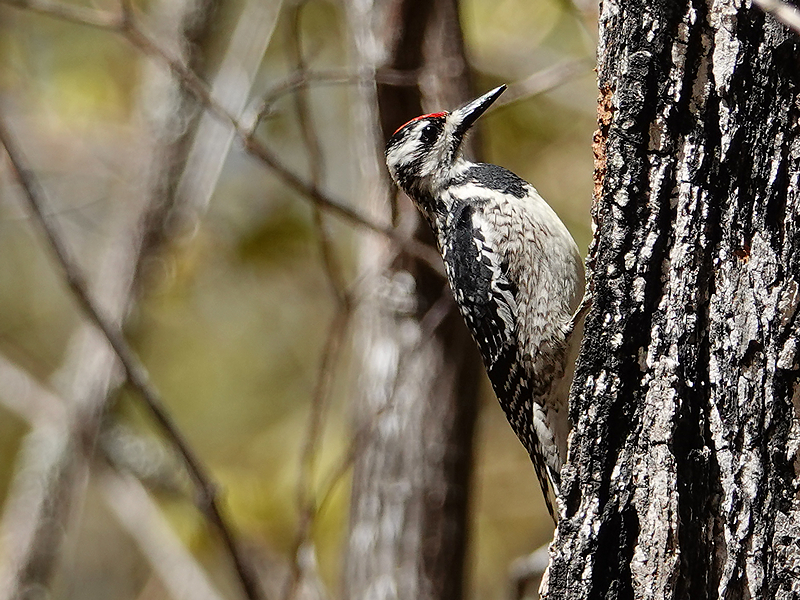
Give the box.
[386,127,424,175]
[386,118,455,182]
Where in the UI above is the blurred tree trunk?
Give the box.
[343,0,484,599]
[543,1,800,598]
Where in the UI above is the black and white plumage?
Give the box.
[385,86,585,521]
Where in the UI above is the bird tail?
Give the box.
[532,452,561,523]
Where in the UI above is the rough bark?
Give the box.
[543,1,800,598]
[343,0,482,599]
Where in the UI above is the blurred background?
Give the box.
[0,0,597,598]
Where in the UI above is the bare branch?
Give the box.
[172,0,282,227]
[0,354,225,600]
[277,287,457,592]
[342,0,483,597]
[0,118,264,600]
[0,0,443,275]
[0,0,122,29]
[508,544,550,600]
[0,2,453,596]
[100,470,226,600]
[492,59,594,110]
[282,311,350,600]
[118,0,133,28]
[251,68,419,133]
[0,0,377,232]
[0,120,111,338]
[285,2,349,306]
[119,20,380,228]
[0,352,64,425]
[122,15,444,274]
[753,0,800,35]
[279,22,356,593]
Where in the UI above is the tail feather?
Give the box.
[531,445,561,523]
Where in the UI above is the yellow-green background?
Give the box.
[0,0,596,597]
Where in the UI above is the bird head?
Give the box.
[385,85,507,210]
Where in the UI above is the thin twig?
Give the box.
[282,310,350,600]
[0,352,222,600]
[307,290,456,527]
[286,2,349,306]
[173,0,281,225]
[100,470,226,600]
[1,0,122,29]
[284,16,354,577]
[118,0,133,27]
[0,0,365,230]
[0,118,264,600]
[252,68,419,132]
[0,352,64,425]
[120,20,381,231]
[508,543,551,600]
[124,15,444,273]
[753,0,800,35]
[314,417,369,518]
[0,0,444,276]
[492,59,594,110]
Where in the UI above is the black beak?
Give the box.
[451,85,507,141]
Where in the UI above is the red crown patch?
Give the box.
[392,112,448,135]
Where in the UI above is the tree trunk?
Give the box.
[543,1,800,598]
[343,1,483,599]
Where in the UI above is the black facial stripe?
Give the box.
[385,129,406,154]
[395,159,423,189]
[385,116,447,154]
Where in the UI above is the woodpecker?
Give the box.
[385,85,585,521]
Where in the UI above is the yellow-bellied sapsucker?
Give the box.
[385,85,585,521]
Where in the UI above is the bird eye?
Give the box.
[420,123,437,143]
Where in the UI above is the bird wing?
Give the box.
[441,200,560,521]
